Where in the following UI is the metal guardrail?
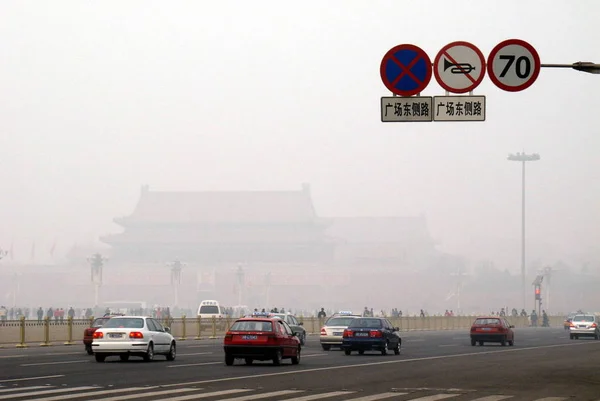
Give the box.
[0,315,566,348]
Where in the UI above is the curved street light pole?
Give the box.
[508,152,541,312]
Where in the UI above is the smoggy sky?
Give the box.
[0,0,598,267]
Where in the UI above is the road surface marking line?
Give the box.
[406,339,426,342]
[0,386,49,393]
[158,341,600,387]
[178,352,213,356]
[0,375,65,383]
[0,355,26,359]
[407,395,460,401]
[44,387,202,401]
[533,398,568,401]
[20,360,88,367]
[0,386,97,400]
[302,354,327,357]
[152,389,252,401]
[438,344,459,347]
[469,396,514,401]
[346,393,407,401]
[25,387,153,401]
[211,390,302,401]
[168,362,222,368]
[276,391,354,401]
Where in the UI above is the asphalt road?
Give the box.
[0,327,599,400]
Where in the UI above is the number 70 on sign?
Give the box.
[487,39,541,92]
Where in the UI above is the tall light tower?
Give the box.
[87,253,107,308]
[168,259,184,307]
[449,264,469,315]
[508,152,540,311]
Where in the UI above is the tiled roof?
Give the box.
[115,184,318,225]
[325,216,431,243]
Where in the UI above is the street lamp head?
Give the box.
[572,62,600,74]
[508,152,541,162]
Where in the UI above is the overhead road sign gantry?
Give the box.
[487,39,541,92]
[434,41,486,94]
[380,44,432,97]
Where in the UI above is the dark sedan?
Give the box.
[342,317,401,355]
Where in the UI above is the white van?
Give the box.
[197,300,226,321]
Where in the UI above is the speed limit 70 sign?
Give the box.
[487,39,540,92]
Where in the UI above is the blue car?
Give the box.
[342,317,401,355]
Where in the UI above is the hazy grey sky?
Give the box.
[1,1,598,265]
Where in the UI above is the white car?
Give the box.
[92,316,176,362]
[320,313,361,350]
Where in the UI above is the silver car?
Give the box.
[569,314,600,340]
[320,314,360,350]
[92,316,177,362]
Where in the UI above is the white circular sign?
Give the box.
[434,41,486,93]
[487,39,541,92]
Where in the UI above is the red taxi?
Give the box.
[83,314,123,355]
[223,313,301,366]
[470,316,515,346]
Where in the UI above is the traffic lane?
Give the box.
[0,328,578,387]
[158,340,600,399]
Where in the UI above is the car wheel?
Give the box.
[321,344,331,351]
[85,345,94,355]
[245,358,253,365]
[570,334,574,340]
[291,347,300,365]
[394,343,400,355]
[300,332,306,346]
[143,344,154,362]
[119,354,129,362]
[470,339,476,346]
[225,354,234,366]
[381,342,388,355]
[94,354,106,363]
[478,341,484,346]
[500,337,506,346]
[508,338,514,346]
[358,350,364,355]
[273,349,282,366]
[344,349,351,355]
[166,342,176,361]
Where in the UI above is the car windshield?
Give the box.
[92,318,109,328]
[230,320,273,332]
[270,314,286,320]
[474,318,501,325]
[573,315,595,322]
[102,318,144,329]
[199,305,219,314]
[325,317,356,326]
[348,319,382,329]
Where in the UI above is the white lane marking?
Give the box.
[344,393,406,401]
[177,352,213,356]
[0,386,96,400]
[470,396,514,401]
[43,352,85,356]
[438,344,459,347]
[31,387,194,401]
[406,339,426,342]
[154,389,252,401]
[533,398,568,401]
[280,391,354,401]
[302,354,327,357]
[159,341,600,387]
[0,355,26,359]
[408,395,460,401]
[21,360,88,367]
[0,386,48,393]
[168,362,222,368]
[0,375,64,383]
[211,390,302,401]
[27,387,152,401]
[0,352,83,359]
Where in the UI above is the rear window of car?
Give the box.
[474,318,501,325]
[348,318,382,329]
[325,317,357,327]
[102,318,144,329]
[199,305,220,314]
[92,318,109,328]
[573,315,595,322]
[230,320,273,332]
